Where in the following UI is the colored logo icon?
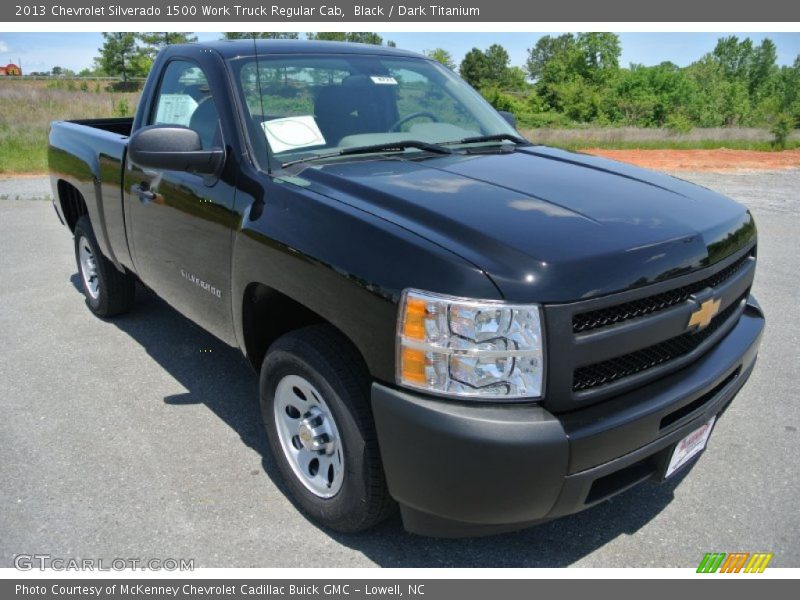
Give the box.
[697,552,773,573]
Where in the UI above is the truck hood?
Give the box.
[288,145,755,302]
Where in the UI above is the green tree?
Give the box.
[710,36,778,99]
[504,66,529,91]
[685,55,752,126]
[526,34,578,81]
[307,32,383,45]
[749,38,778,97]
[222,32,299,40]
[459,48,491,87]
[485,44,510,76]
[97,32,140,83]
[576,33,621,84]
[713,36,753,80]
[307,32,346,42]
[424,48,456,70]
[771,113,794,147]
[137,32,198,59]
[527,33,620,84]
[346,32,383,45]
[525,33,619,120]
[51,66,63,76]
[613,62,697,126]
[459,44,513,88]
[779,56,800,120]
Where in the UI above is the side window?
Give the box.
[151,60,221,150]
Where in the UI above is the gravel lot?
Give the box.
[1,171,798,568]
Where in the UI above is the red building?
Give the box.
[1,64,22,76]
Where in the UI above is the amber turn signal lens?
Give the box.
[400,347,427,384]
[402,296,427,341]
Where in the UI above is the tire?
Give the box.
[260,324,395,532]
[74,216,136,317]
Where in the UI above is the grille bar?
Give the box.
[572,294,746,392]
[572,252,752,334]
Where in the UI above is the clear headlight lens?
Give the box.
[396,289,544,400]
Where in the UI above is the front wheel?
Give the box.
[260,325,394,532]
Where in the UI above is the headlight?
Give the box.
[396,289,544,400]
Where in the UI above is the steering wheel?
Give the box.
[390,111,439,132]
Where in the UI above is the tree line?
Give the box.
[442,33,798,136]
[85,32,798,136]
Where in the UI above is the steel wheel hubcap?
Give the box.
[78,237,100,300]
[273,374,344,498]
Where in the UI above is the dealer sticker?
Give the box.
[261,116,326,154]
[666,415,716,478]
[370,76,398,85]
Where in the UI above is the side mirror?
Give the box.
[498,111,517,128]
[128,125,224,175]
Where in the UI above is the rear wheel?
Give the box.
[260,324,395,532]
[74,216,136,317]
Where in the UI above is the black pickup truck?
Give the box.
[49,40,764,537]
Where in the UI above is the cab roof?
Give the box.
[183,39,426,60]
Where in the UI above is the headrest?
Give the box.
[341,75,375,88]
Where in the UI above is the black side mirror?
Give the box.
[498,111,517,128]
[129,125,223,175]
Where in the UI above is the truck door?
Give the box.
[124,58,238,344]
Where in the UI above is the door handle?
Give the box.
[131,183,156,204]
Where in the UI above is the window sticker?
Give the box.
[155,94,198,127]
[262,116,326,154]
[370,76,398,85]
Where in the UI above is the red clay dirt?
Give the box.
[582,148,800,172]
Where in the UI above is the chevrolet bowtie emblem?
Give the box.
[688,298,721,330]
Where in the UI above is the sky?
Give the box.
[0,31,798,73]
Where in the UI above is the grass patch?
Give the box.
[0,79,139,174]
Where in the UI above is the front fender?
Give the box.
[230,175,499,381]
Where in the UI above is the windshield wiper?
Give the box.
[281,140,452,168]
[443,133,529,146]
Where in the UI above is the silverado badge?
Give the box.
[688,298,721,330]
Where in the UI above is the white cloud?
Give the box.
[0,41,9,53]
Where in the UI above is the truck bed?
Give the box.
[64,117,133,138]
[48,118,133,271]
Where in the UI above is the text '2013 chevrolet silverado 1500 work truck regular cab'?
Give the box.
[49,40,764,537]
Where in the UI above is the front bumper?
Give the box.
[371,295,764,537]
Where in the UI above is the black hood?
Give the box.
[288,145,755,302]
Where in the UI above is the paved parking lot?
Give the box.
[1,171,798,568]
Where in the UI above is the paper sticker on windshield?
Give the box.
[370,76,398,85]
[262,116,326,154]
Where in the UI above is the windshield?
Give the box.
[228,53,519,170]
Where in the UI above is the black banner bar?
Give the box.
[3,579,798,600]
[3,0,800,23]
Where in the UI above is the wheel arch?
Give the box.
[240,282,372,379]
[56,179,89,233]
